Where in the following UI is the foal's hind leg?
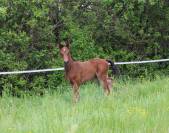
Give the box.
[107,77,113,91]
[103,77,111,95]
[97,74,110,95]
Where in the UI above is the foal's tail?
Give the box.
[106,60,120,76]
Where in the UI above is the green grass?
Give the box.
[0,77,169,133]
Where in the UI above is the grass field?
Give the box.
[0,77,169,133]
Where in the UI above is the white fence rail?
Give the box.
[0,59,169,75]
[115,59,169,65]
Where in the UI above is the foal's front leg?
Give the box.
[72,83,80,104]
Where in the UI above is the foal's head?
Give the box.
[59,40,71,62]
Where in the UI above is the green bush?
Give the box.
[0,0,168,95]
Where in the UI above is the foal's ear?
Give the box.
[65,38,71,48]
[58,43,63,49]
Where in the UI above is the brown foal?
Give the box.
[59,41,118,103]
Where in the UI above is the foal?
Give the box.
[59,41,118,103]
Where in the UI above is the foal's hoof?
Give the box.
[73,98,80,104]
[104,91,110,96]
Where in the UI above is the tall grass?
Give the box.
[0,77,169,133]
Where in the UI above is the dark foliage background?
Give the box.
[0,0,169,95]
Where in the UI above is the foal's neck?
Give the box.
[64,53,74,75]
[67,53,73,62]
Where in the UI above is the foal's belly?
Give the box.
[80,66,96,83]
[81,73,96,83]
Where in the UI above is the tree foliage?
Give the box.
[0,0,169,95]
